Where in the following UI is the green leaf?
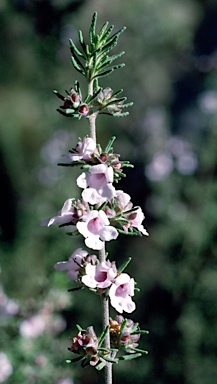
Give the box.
[69,39,84,57]
[68,286,83,292]
[89,12,97,43]
[66,356,83,363]
[106,27,126,46]
[97,36,119,57]
[118,257,132,273]
[131,330,149,335]
[92,69,113,80]
[117,228,142,236]
[104,136,116,153]
[98,325,109,348]
[127,347,148,354]
[99,23,112,42]
[78,30,87,54]
[56,109,74,117]
[119,353,142,361]
[53,90,65,101]
[71,56,85,75]
[103,355,118,364]
[95,361,106,370]
[76,324,83,332]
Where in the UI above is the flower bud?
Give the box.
[79,104,89,116]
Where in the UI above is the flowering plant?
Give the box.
[42,12,149,384]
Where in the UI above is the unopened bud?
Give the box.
[79,104,89,116]
[100,153,108,162]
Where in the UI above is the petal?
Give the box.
[122,297,136,313]
[82,188,104,205]
[77,172,88,188]
[115,273,130,285]
[76,221,88,237]
[85,236,104,250]
[100,184,116,201]
[54,261,68,271]
[99,226,118,241]
[61,199,74,214]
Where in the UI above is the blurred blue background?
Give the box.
[1,0,217,383]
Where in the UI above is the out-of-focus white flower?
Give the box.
[57,378,74,384]
[19,315,46,338]
[0,352,13,382]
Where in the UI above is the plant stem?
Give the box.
[88,80,112,384]
[99,246,112,384]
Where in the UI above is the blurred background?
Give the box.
[1,0,217,383]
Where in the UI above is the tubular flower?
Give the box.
[82,260,117,289]
[76,210,118,250]
[77,164,116,205]
[123,207,149,236]
[41,199,89,227]
[109,273,136,314]
[65,137,97,162]
[54,248,94,280]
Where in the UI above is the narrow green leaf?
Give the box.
[118,257,132,273]
[104,136,116,153]
[69,39,84,57]
[66,356,83,363]
[98,201,108,211]
[95,361,106,370]
[106,27,126,46]
[68,286,83,292]
[118,102,134,109]
[127,347,148,354]
[97,36,119,57]
[71,56,85,75]
[98,325,109,348]
[81,358,90,368]
[78,30,87,54]
[98,22,110,41]
[113,112,130,117]
[89,12,97,42]
[76,324,83,332]
[131,330,149,335]
[103,355,118,364]
[117,228,141,236]
[92,69,113,80]
[53,90,65,101]
[57,109,74,117]
[119,353,142,361]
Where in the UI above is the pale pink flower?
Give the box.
[76,210,118,250]
[109,273,136,314]
[77,164,116,205]
[66,137,96,162]
[115,190,131,210]
[0,352,13,383]
[82,260,117,289]
[54,248,89,280]
[19,314,46,338]
[124,207,149,236]
[41,198,75,227]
